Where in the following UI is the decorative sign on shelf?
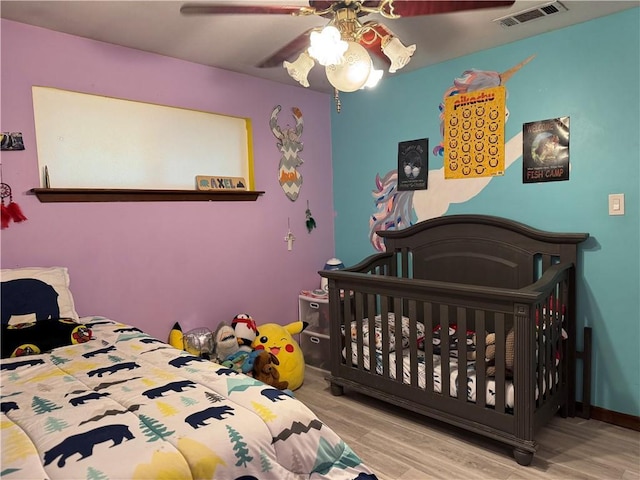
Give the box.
[196,176,247,191]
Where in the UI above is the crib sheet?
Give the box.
[343,344,517,408]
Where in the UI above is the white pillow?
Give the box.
[1,267,79,323]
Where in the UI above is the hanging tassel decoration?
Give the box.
[305,200,316,233]
[1,202,10,229]
[7,198,27,222]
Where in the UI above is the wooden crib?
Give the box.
[320,215,591,465]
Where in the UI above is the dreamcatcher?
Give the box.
[1,182,27,229]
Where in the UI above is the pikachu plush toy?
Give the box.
[252,321,306,390]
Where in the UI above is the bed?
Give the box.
[0,267,377,480]
[320,215,592,466]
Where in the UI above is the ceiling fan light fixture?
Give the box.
[308,26,348,66]
[325,41,372,92]
[283,51,315,87]
[381,36,416,73]
[362,68,383,89]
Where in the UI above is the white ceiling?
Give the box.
[1,1,637,93]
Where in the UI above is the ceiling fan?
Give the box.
[180,1,515,102]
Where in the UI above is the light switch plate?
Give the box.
[608,193,625,216]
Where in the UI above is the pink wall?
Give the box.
[0,20,334,340]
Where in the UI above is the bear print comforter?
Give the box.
[1,318,376,480]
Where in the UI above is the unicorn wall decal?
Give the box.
[369,56,535,251]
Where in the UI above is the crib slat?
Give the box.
[537,302,545,404]
[354,293,364,371]
[343,291,352,370]
[457,307,468,404]
[494,313,506,413]
[475,311,486,407]
[409,300,419,388]
[559,279,569,407]
[394,297,403,385]
[541,303,549,402]
[367,293,377,377]
[381,296,390,377]
[546,300,554,400]
[549,297,557,397]
[424,302,434,394]
[440,305,450,399]
[549,305,562,395]
[560,280,568,394]
[400,247,410,278]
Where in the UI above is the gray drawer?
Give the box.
[301,330,330,371]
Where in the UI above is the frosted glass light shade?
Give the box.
[308,26,348,66]
[283,51,315,87]
[362,68,383,89]
[325,41,372,92]
[382,36,416,73]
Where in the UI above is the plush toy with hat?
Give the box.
[231,313,257,352]
[252,321,307,390]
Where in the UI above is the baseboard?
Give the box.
[581,403,640,431]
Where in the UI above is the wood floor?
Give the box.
[295,366,640,480]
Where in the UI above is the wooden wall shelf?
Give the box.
[30,188,264,203]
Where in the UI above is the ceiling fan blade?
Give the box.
[180,3,307,16]
[386,0,515,17]
[257,30,313,68]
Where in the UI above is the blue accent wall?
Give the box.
[331,9,639,417]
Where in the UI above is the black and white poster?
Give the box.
[397,138,428,191]
[523,117,570,183]
[1,132,25,151]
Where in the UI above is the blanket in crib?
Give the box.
[343,343,557,409]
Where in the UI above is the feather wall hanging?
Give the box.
[305,200,316,233]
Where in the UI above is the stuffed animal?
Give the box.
[252,321,307,390]
[484,328,515,378]
[168,322,184,350]
[213,322,240,363]
[231,313,257,352]
[252,351,289,390]
[221,349,261,374]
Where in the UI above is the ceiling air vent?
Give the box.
[493,1,568,28]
